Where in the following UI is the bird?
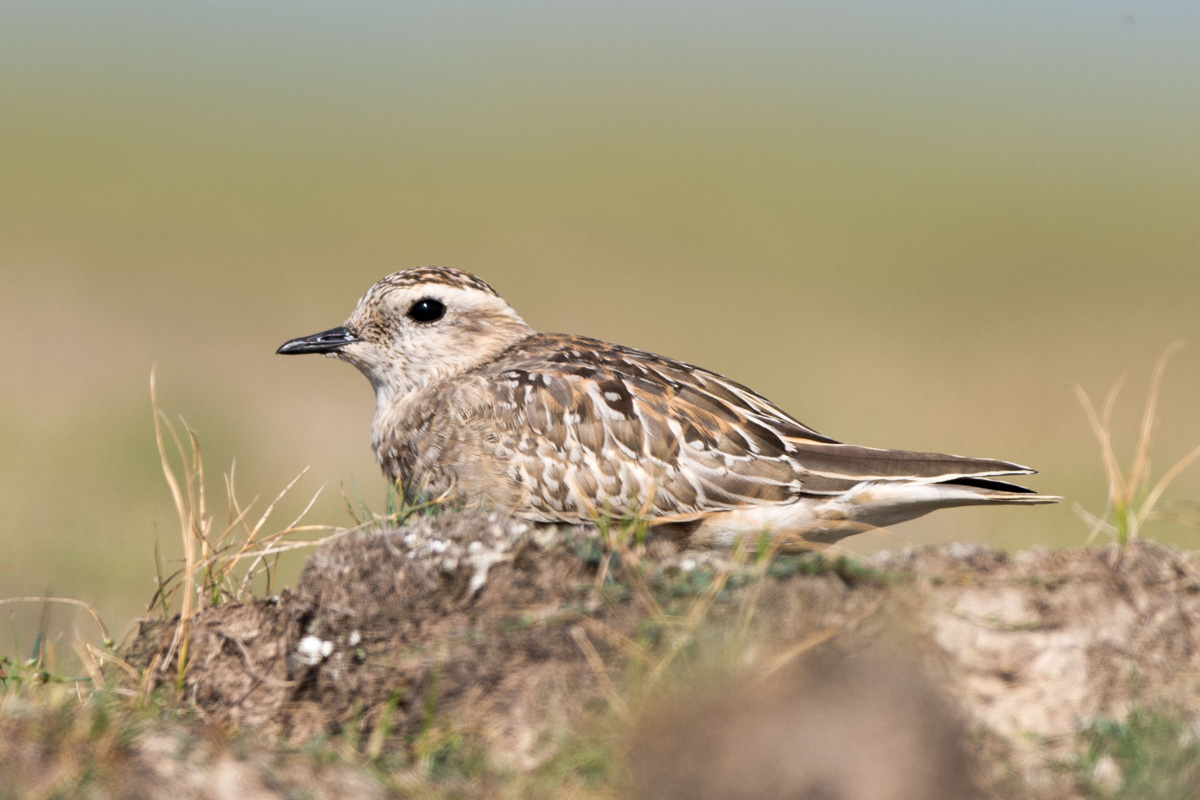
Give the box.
[278,267,1057,547]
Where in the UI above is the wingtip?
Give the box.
[984,458,1036,476]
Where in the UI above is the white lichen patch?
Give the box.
[375,511,535,596]
[295,635,334,667]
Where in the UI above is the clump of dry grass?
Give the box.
[1,373,358,695]
[148,369,350,691]
[1073,342,1200,546]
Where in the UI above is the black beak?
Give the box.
[276,326,360,355]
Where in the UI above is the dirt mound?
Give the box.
[125,512,1200,798]
[889,542,1200,796]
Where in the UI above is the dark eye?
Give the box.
[406,297,445,323]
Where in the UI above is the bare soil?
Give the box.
[52,513,1200,797]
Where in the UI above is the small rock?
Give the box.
[295,635,331,667]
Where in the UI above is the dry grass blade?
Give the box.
[599,518,665,621]
[188,426,210,565]
[83,644,141,681]
[150,371,186,538]
[1071,377,1126,516]
[1073,342,1196,545]
[1072,501,1114,546]
[734,527,850,642]
[1137,442,1200,532]
[570,625,632,724]
[236,482,329,598]
[151,369,197,688]
[1128,341,1184,495]
[643,555,734,688]
[577,616,648,663]
[752,596,886,686]
[0,597,113,649]
[213,467,325,599]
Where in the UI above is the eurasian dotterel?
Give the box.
[278,267,1056,547]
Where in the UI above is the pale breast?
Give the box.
[372,379,522,511]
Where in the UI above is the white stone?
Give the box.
[295,635,330,667]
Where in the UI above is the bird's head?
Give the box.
[277,267,534,404]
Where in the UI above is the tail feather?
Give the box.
[680,479,1060,547]
[923,483,1060,505]
[788,440,1034,481]
[789,441,1053,502]
[817,480,1059,538]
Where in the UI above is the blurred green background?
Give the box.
[2,2,1198,658]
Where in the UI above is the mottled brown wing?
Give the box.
[550,337,1038,492]
[478,335,825,522]
[477,334,1038,523]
